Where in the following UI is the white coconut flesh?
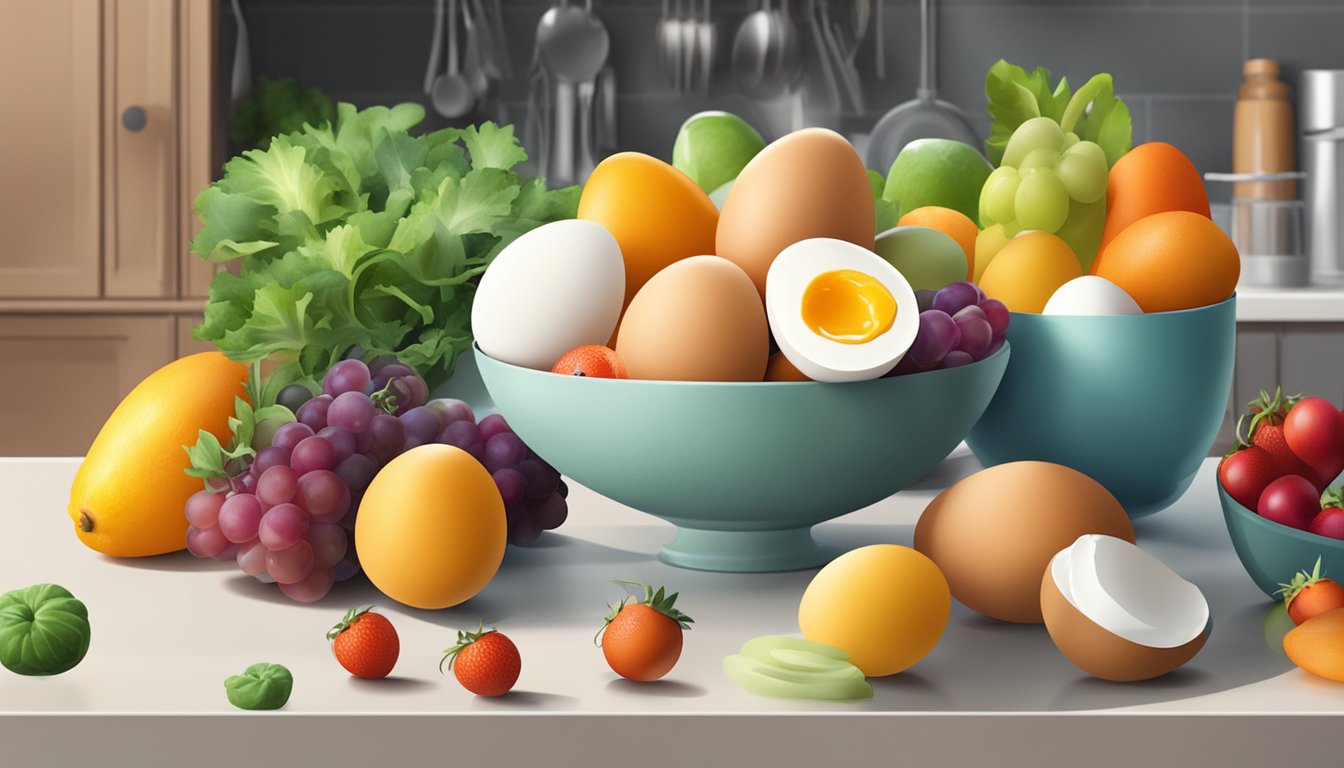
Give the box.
[1052,534,1209,649]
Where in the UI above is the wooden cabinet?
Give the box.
[0,315,175,456]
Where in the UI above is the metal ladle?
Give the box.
[537,0,610,83]
[732,0,802,99]
[431,0,475,118]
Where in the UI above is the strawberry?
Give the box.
[440,622,521,697]
[327,605,400,679]
[1277,557,1344,625]
[1246,390,1320,488]
[1218,442,1280,511]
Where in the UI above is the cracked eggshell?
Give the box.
[1041,535,1210,682]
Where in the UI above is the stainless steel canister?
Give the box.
[1300,70,1344,285]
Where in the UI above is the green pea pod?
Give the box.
[0,584,91,676]
[224,663,294,710]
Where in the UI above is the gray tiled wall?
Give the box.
[222,0,1344,201]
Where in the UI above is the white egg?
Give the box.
[471,219,625,370]
[1043,276,1142,316]
[765,238,919,383]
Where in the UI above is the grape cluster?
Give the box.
[890,281,1009,375]
[980,116,1109,234]
[183,357,567,603]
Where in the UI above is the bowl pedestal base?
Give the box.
[659,525,831,572]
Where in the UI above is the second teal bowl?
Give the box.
[967,296,1236,518]
[1218,478,1344,598]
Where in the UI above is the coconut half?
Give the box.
[1041,534,1210,682]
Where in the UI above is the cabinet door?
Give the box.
[0,0,102,298]
[0,315,175,456]
[103,0,178,297]
[179,0,219,299]
[175,313,216,358]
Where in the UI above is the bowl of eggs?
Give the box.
[965,143,1240,518]
[472,131,1010,571]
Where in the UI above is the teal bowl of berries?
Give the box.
[966,295,1236,518]
[1218,478,1344,598]
[475,343,1010,573]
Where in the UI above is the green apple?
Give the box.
[882,139,993,225]
[672,111,766,194]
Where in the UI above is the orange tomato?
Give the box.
[578,153,719,310]
[764,351,811,382]
[898,206,978,280]
[977,232,1082,313]
[602,604,685,682]
[1099,142,1210,255]
[551,345,627,379]
[1091,211,1238,313]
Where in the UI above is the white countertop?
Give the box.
[2,453,1340,765]
[1236,286,1344,322]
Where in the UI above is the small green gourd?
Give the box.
[0,584,91,676]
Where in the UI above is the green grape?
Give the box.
[1015,167,1070,232]
[980,166,1021,225]
[1019,147,1059,170]
[1057,151,1108,204]
[1001,116,1065,167]
[1062,132,1080,150]
[1063,139,1107,165]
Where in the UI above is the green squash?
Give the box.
[0,584,91,676]
[224,663,293,710]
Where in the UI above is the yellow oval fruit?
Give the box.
[798,544,950,677]
[356,444,506,609]
[978,231,1083,313]
[1284,607,1344,682]
[68,352,248,557]
[973,223,1012,283]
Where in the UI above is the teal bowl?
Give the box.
[966,296,1236,518]
[476,344,1010,572]
[1218,478,1344,598]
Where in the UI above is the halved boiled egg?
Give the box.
[765,238,918,383]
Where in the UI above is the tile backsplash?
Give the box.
[221,0,1344,200]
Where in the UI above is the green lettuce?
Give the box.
[192,104,579,388]
[984,59,1133,168]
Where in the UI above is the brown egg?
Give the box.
[615,256,769,381]
[912,461,1135,623]
[716,128,876,298]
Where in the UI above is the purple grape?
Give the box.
[942,350,975,368]
[327,391,377,433]
[390,375,429,413]
[402,437,426,452]
[252,445,291,477]
[353,427,375,453]
[367,355,400,374]
[318,426,356,464]
[507,507,543,546]
[368,413,406,461]
[237,540,268,577]
[213,543,242,562]
[307,522,349,569]
[532,493,568,530]
[218,493,264,543]
[978,297,1010,339]
[235,473,258,494]
[933,281,979,316]
[438,419,483,460]
[493,468,527,506]
[556,479,568,499]
[295,469,351,524]
[478,414,512,443]
[915,289,937,313]
[257,465,299,507]
[259,503,310,551]
[952,305,992,359]
[323,359,372,397]
[887,354,925,377]
[186,525,229,558]
[515,458,559,502]
[271,422,316,453]
[278,567,333,603]
[333,453,376,491]
[185,490,225,529]
[333,556,361,582]
[907,310,960,369]
[291,436,336,474]
[371,364,415,391]
[266,540,315,584]
[986,336,1006,357]
[427,398,475,426]
[296,395,333,431]
[399,406,442,444]
[484,432,528,473]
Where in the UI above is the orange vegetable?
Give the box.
[551,345,627,379]
[599,581,693,682]
[898,206,978,280]
[1091,210,1238,313]
[1098,142,1211,255]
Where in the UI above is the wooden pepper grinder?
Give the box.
[1233,58,1297,199]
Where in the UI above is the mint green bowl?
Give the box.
[966,296,1236,518]
[475,344,1010,572]
[1218,479,1344,598]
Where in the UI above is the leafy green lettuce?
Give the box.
[984,60,1133,168]
[192,104,579,388]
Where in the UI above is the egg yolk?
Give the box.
[801,270,896,344]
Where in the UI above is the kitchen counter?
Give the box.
[1235,286,1344,322]
[2,453,1340,767]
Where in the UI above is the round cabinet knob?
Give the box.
[121,106,147,132]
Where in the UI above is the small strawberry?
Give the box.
[1246,390,1320,487]
[327,605,400,679]
[1218,439,1280,511]
[1249,386,1300,428]
[440,622,521,697]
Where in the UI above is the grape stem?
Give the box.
[1059,73,1113,136]
[369,377,409,415]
